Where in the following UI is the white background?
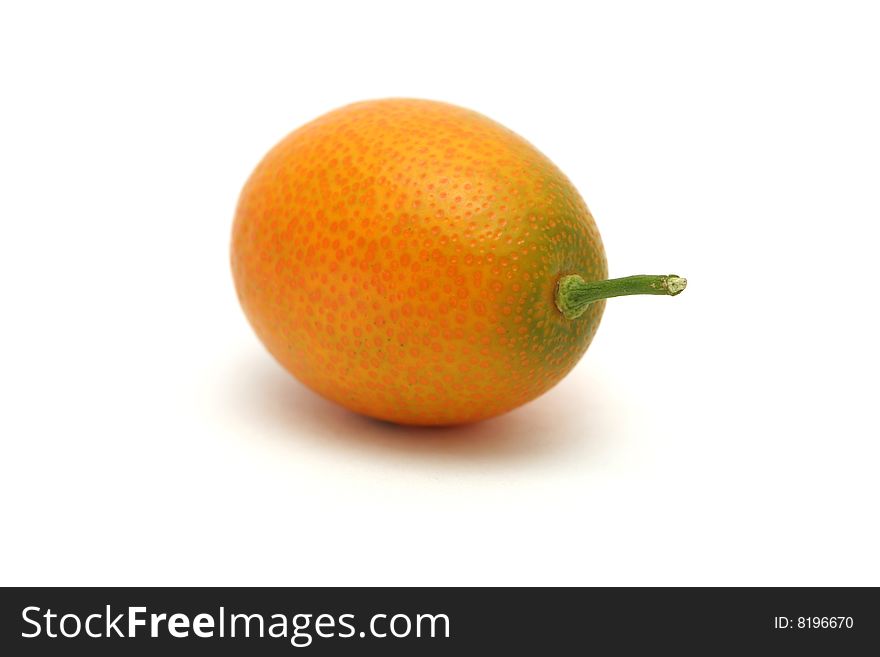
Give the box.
[1,1,878,586]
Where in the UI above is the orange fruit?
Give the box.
[231,99,685,425]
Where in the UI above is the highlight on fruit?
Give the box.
[231,98,686,426]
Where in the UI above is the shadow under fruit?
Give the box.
[231,98,685,425]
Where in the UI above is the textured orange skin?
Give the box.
[232,99,607,425]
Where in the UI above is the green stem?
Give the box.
[555,273,687,320]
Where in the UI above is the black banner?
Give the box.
[1,587,876,654]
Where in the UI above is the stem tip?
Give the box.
[664,275,687,296]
